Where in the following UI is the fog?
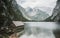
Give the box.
[16,0,57,16]
[20,22,59,38]
[15,0,58,21]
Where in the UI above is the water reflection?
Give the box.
[19,22,60,38]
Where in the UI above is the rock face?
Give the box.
[0,0,24,37]
[0,15,16,38]
[45,0,60,22]
[51,1,60,22]
[0,0,60,21]
[16,0,58,21]
[0,0,27,21]
[20,7,49,21]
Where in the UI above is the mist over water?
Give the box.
[20,22,59,38]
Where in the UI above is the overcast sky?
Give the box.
[16,0,57,8]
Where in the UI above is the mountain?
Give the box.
[18,6,49,21]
